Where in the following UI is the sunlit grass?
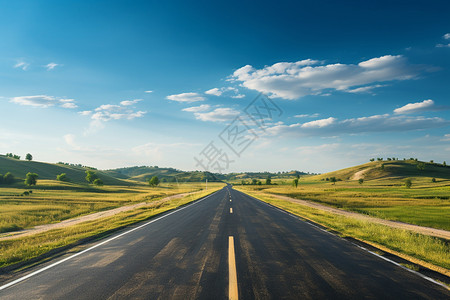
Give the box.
[0,180,218,233]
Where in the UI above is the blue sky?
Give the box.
[1,0,449,173]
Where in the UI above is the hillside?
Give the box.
[311,160,450,181]
[105,166,225,182]
[0,156,131,185]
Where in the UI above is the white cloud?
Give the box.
[166,92,205,103]
[79,111,92,116]
[120,99,142,106]
[301,117,336,128]
[294,113,320,118]
[267,114,449,137]
[144,90,153,93]
[45,62,59,70]
[230,55,419,100]
[441,134,450,142]
[444,33,450,40]
[394,99,435,114]
[205,87,245,98]
[436,43,450,48]
[346,84,386,94]
[194,107,240,122]
[205,88,222,96]
[10,95,77,108]
[63,134,80,149]
[182,104,211,112]
[14,61,30,70]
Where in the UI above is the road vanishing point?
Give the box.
[0,185,449,299]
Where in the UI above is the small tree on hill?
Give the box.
[358,178,364,184]
[417,162,425,171]
[330,177,337,185]
[293,178,299,188]
[24,172,38,186]
[405,178,412,188]
[431,178,436,183]
[93,178,103,186]
[57,173,69,182]
[85,170,98,183]
[265,176,272,185]
[3,172,15,184]
[25,153,33,161]
[149,176,160,187]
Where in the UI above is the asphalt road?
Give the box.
[0,185,449,299]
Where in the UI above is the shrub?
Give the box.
[358,178,364,184]
[405,178,412,188]
[432,178,436,183]
[93,178,103,186]
[57,173,69,182]
[149,176,160,187]
[3,172,15,184]
[24,172,38,186]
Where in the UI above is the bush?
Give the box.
[3,172,15,184]
[23,191,29,196]
[432,178,436,183]
[85,170,98,183]
[358,178,364,184]
[149,176,160,187]
[93,178,103,186]
[405,178,412,188]
[57,173,69,182]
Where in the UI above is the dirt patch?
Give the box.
[269,193,450,240]
[351,168,369,180]
[0,191,199,241]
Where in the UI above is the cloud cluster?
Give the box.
[394,99,435,114]
[436,33,450,48]
[11,95,77,109]
[82,102,146,122]
[45,62,59,70]
[230,55,419,99]
[166,92,206,103]
[14,61,29,71]
[267,114,449,137]
[205,87,245,98]
[183,104,240,122]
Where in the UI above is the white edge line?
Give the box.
[0,190,221,291]
[233,189,449,290]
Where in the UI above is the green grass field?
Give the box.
[0,180,215,234]
[230,160,450,231]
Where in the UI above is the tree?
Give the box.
[330,177,337,185]
[369,158,375,162]
[417,162,425,171]
[93,178,103,186]
[57,173,69,182]
[25,153,33,161]
[3,172,15,184]
[85,170,98,183]
[431,178,436,183]
[24,172,38,186]
[149,176,160,187]
[444,161,447,167]
[293,178,299,188]
[405,178,412,188]
[251,179,258,185]
[380,164,385,170]
[358,178,364,184]
[265,176,272,185]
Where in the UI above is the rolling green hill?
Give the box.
[311,160,450,181]
[105,166,225,182]
[0,155,130,185]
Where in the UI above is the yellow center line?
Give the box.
[228,236,239,300]
[230,207,233,214]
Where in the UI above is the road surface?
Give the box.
[0,185,448,299]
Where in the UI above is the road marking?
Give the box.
[0,190,222,292]
[230,199,232,202]
[228,236,239,300]
[230,208,233,214]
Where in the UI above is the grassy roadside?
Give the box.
[0,180,208,234]
[0,184,225,269]
[234,187,450,275]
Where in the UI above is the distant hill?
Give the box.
[310,160,450,181]
[104,166,226,182]
[0,155,131,185]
